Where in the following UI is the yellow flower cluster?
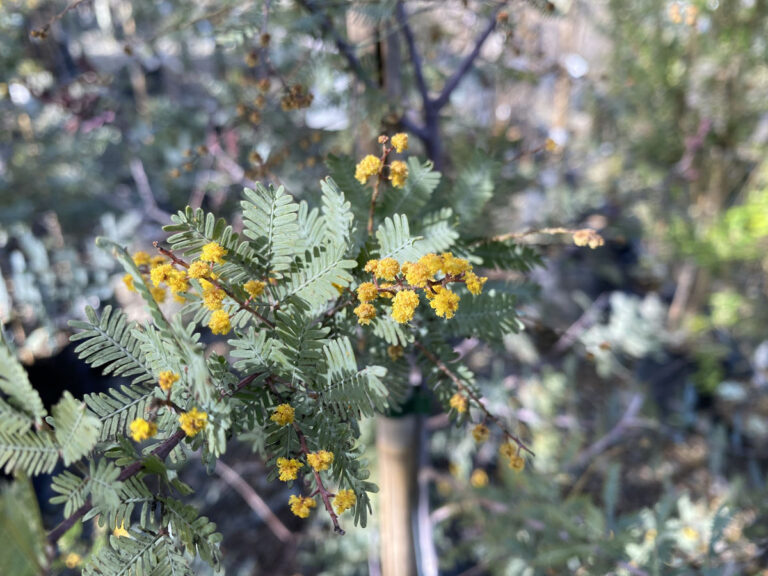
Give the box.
[390,132,408,153]
[129,418,157,442]
[449,393,467,413]
[64,553,82,569]
[201,280,226,311]
[200,241,228,264]
[470,468,489,488]
[353,252,487,326]
[307,450,334,471]
[499,442,526,472]
[289,494,316,518]
[355,133,409,187]
[179,407,208,437]
[158,370,179,391]
[187,260,210,279]
[244,279,266,299]
[389,160,408,188]
[277,457,303,481]
[472,423,490,443]
[333,489,357,514]
[354,154,382,184]
[208,309,231,335]
[392,290,419,323]
[125,251,188,303]
[270,403,295,426]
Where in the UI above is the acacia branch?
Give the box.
[296,0,375,89]
[154,244,276,329]
[47,372,262,545]
[413,340,534,457]
[215,460,294,543]
[293,423,345,534]
[47,429,186,545]
[432,4,505,111]
[396,1,430,109]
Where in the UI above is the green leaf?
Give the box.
[375,214,420,262]
[0,428,59,475]
[52,391,101,466]
[241,183,300,273]
[280,246,356,311]
[415,208,458,254]
[0,341,46,427]
[320,337,389,418]
[320,177,355,247]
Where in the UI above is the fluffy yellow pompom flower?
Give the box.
[132,251,151,267]
[150,263,173,287]
[270,403,295,426]
[354,302,377,325]
[441,252,471,275]
[166,269,189,294]
[472,423,490,443]
[65,553,82,569]
[307,450,334,471]
[419,253,443,276]
[187,260,210,279]
[363,259,379,274]
[277,457,304,481]
[391,132,408,153]
[333,489,357,514]
[449,393,468,413]
[123,273,136,292]
[509,454,526,472]
[430,288,460,319]
[404,261,431,288]
[356,282,378,302]
[375,258,400,281]
[391,290,419,324]
[200,241,228,264]
[129,418,157,442]
[158,370,180,391]
[150,286,166,303]
[202,284,226,311]
[388,160,408,188]
[464,271,488,295]
[499,441,516,460]
[244,280,266,299]
[179,407,208,437]
[150,255,167,267]
[470,469,489,488]
[289,495,317,518]
[354,154,382,184]
[208,309,231,335]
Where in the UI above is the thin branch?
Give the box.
[215,460,294,543]
[432,3,505,111]
[47,429,186,545]
[413,340,534,457]
[293,423,345,534]
[296,0,375,89]
[130,158,171,225]
[396,1,430,109]
[566,393,645,474]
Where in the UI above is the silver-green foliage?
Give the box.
[1,154,541,574]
